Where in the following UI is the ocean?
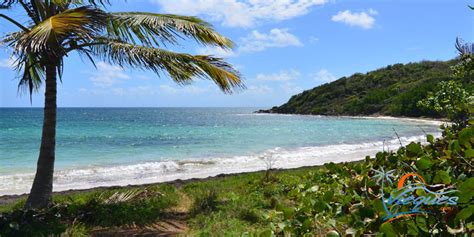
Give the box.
[0,108,441,195]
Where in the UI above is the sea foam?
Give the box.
[0,133,439,195]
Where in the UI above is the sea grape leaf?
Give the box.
[359,206,375,219]
[406,221,419,236]
[416,216,430,233]
[449,140,461,153]
[258,230,273,237]
[416,156,433,170]
[458,177,474,203]
[458,127,473,147]
[433,171,451,184]
[455,205,474,222]
[465,149,474,158]
[323,191,334,202]
[372,199,386,215]
[379,222,397,237]
[407,143,423,157]
[426,134,434,143]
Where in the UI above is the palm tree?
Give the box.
[0,0,243,209]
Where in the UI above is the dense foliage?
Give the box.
[418,39,473,127]
[266,124,473,236]
[260,60,473,118]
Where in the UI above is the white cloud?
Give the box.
[90,62,130,88]
[312,69,336,83]
[331,9,377,29]
[197,28,302,55]
[256,69,300,81]
[152,0,327,28]
[197,46,236,58]
[281,82,303,94]
[240,28,303,53]
[368,8,378,15]
[244,85,274,95]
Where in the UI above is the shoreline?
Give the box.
[254,112,447,125]
[0,162,354,205]
[0,115,442,201]
[0,133,436,196]
[0,133,436,203]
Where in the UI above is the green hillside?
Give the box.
[260,60,466,118]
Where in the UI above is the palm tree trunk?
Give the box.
[25,64,57,209]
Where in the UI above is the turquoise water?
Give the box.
[0,108,440,194]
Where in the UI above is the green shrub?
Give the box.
[191,189,219,215]
[266,125,473,236]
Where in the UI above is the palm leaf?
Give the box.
[51,0,110,7]
[16,6,107,55]
[16,53,44,101]
[91,41,243,93]
[0,0,15,9]
[109,13,234,48]
[1,0,110,9]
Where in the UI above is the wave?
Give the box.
[0,133,440,196]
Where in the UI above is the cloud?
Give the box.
[312,69,336,83]
[239,28,303,53]
[368,8,378,15]
[281,82,303,94]
[197,28,302,55]
[244,85,274,95]
[256,69,300,81]
[197,46,236,58]
[152,0,327,28]
[331,9,377,29]
[89,62,130,88]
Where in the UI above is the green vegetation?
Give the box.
[266,124,473,236]
[260,59,473,118]
[418,39,474,127]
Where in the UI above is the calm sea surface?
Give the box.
[0,108,440,194]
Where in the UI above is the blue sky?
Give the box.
[1,0,473,107]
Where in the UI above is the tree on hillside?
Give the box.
[0,0,243,209]
[418,38,473,127]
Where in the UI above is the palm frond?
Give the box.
[0,0,15,9]
[15,53,45,101]
[1,31,23,46]
[16,6,107,55]
[92,41,243,93]
[18,1,40,23]
[51,0,111,8]
[109,13,234,48]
